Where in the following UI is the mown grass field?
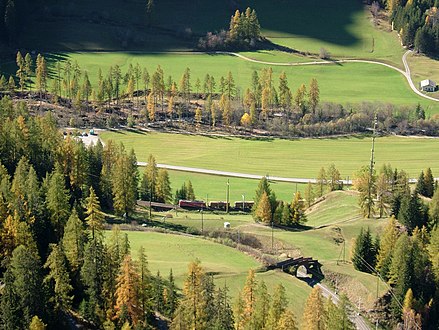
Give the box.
[137,191,387,309]
[102,130,439,179]
[166,169,305,203]
[48,51,437,111]
[21,0,402,63]
[407,53,439,100]
[111,230,311,318]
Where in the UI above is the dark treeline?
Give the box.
[1,52,437,139]
[351,164,439,328]
[0,96,181,328]
[376,0,439,55]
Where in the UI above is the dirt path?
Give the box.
[216,50,439,103]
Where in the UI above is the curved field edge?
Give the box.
[108,230,311,318]
[46,52,438,111]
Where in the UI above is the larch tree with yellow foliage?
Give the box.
[302,287,326,330]
[114,255,142,327]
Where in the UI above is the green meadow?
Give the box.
[102,130,439,179]
[111,230,311,318]
[47,51,437,111]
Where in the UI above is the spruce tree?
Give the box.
[211,284,234,330]
[9,245,44,327]
[62,209,86,272]
[398,192,425,234]
[424,167,434,198]
[352,227,376,273]
[84,186,105,241]
[46,164,70,240]
[44,244,73,313]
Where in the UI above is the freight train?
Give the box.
[178,200,254,212]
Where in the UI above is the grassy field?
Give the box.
[43,51,437,111]
[407,53,439,101]
[166,169,305,203]
[112,230,311,318]
[19,0,402,63]
[102,130,439,179]
[243,191,388,308]
[306,191,361,227]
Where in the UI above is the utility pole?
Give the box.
[226,179,230,214]
[242,194,245,212]
[367,114,378,218]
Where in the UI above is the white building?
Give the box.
[420,79,437,92]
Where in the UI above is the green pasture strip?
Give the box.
[102,131,439,179]
[166,169,304,203]
[53,52,436,110]
[306,191,361,227]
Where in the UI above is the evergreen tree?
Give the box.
[138,246,153,322]
[302,287,326,330]
[389,233,413,318]
[398,192,425,234]
[252,176,272,215]
[424,167,434,198]
[8,75,16,93]
[62,209,86,272]
[85,186,105,241]
[80,239,106,324]
[352,227,377,273]
[9,245,44,327]
[44,244,73,313]
[0,266,21,329]
[415,170,426,196]
[211,284,234,330]
[163,269,177,318]
[46,164,70,239]
[141,154,158,202]
[376,217,399,280]
[186,180,195,200]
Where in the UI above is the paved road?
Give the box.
[137,162,353,185]
[217,50,439,103]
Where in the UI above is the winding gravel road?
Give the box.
[216,50,439,103]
